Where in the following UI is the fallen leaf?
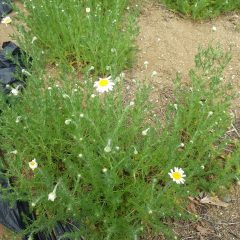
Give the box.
[200,195,229,208]
[187,202,197,214]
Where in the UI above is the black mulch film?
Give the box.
[0,42,80,239]
[0,0,12,18]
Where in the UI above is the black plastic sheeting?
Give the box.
[0,169,77,240]
[0,0,12,18]
[0,41,28,95]
[0,42,79,239]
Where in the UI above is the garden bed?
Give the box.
[0,1,240,239]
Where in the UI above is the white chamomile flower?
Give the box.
[29,159,38,171]
[78,153,83,158]
[65,119,72,125]
[48,181,60,202]
[94,76,115,93]
[142,128,150,136]
[1,16,12,25]
[80,113,84,118]
[168,167,186,184]
[86,7,91,13]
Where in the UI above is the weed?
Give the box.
[161,0,240,20]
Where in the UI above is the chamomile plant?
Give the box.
[0,45,239,239]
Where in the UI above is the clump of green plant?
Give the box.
[0,45,239,239]
[161,0,240,20]
[15,0,138,76]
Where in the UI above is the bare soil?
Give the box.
[128,2,240,118]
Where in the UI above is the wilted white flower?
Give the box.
[29,158,38,171]
[86,7,91,13]
[22,69,31,76]
[65,119,72,125]
[94,76,115,93]
[48,192,56,202]
[129,101,135,106]
[16,116,22,123]
[89,65,95,71]
[31,36,37,44]
[104,139,112,153]
[62,93,70,99]
[173,104,178,110]
[151,71,157,77]
[111,48,117,53]
[11,88,19,96]
[207,111,213,118]
[148,209,153,214]
[144,61,149,69]
[119,72,125,79]
[201,165,205,169]
[142,128,150,136]
[48,181,60,202]
[133,147,138,155]
[178,143,185,148]
[168,167,186,184]
[102,168,108,173]
[10,150,18,154]
[212,26,217,32]
[1,16,12,25]
[106,65,111,71]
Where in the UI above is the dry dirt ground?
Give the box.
[130,2,240,240]
[0,1,240,240]
[128,2,240,119]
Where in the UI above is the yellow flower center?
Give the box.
[99,79,109,87]
[172,172,181,180]
[30,161,36,166]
